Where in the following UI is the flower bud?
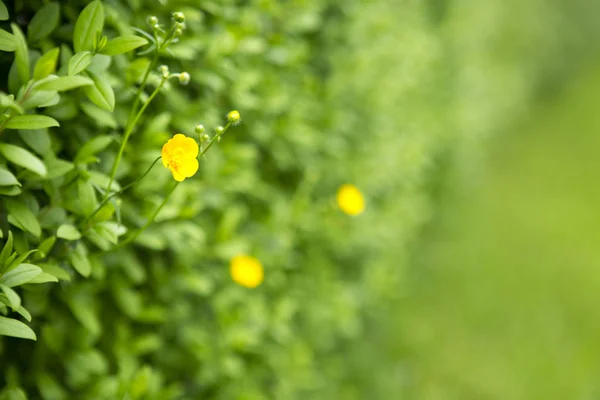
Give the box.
[215,126,225,135]
[153,23,161,31]
[195,124,205,134]
[202,134,210,142]
[159,65,170,78]
[173,11,185,23]
[174,28,183,37]
[226,110,241,124]
[178,72,191,85]
[148,16,159,26]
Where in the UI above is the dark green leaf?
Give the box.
[4,198,41,237]
[0,263,42,287]
[33,47,60,80]
[68,51,93,76]
[73,0,104,53]
[28,2,60,42]
[0,186,21,196]
[99,35,148,56]
[0,143,48,176]
[57,224,82,241]
[0,316,36,340]
[78,180,98,216]
[0,231,13,269]
[5,115,59,130]
[35,75,93,92]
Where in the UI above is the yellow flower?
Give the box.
[337,184,365,216]
[230,255,264,288]
[161,134,199,181]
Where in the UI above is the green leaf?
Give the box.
[39,263,70,281]
[75,135,113,163]
[27,271,58,284]
[57,224,82,241]
[73,0,104,53]
[5,115,59,130]
[0,284,20,309]
[99,35,148,56]
[11,23,29,83]
[16,305,31,322]
[33,47,60,80]
[0,166,20,186]
[20,90,59,109]
[0,231,14,269]
[68,51,93,76]
[0,1,8,21]
[78,180,98,216]
[4,199,41,237]
[80,102,117,128]
[0,143,48,177]
[35,75,93,92]
[45,157,74,179]
[83,70,115,111]
[0,186,21,196]
[68,242,91,277]
[28,2,60,42]
[0,316,36,340]
[37,236,56,259]
[0,263,42,287]
[0,28,16,52]
[6,250,37,273]
[19,129,51,155]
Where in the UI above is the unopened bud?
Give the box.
[174,28,183,37]
[226,110,241,124]
[173,12,185,23]
[178,72,191,85]
[159,65,170,78]
[215,126,225,135]
[148,16,158,26]
[202,134,210,142]
[195,124,205,134]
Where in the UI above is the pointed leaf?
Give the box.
[35,75,93,92]
[83,70,115,111]
[33,47,60,80]
[5,115,59,130]
[68,51,93,76]
[0,263,42,287]
[99,35,148,56]
[0,284,20,309]
[0,316,36,340]
[0,166,20,186]
[4,198,41,237]
[57,224,81,240]
[28,2,60,42]
[73,0,104,53]
[0,28,15,51]
[0,143,48,176]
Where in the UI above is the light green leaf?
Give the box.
[80,102,117,128]
[37,236,56,259]
[0,1,8,21]
[0,186,22,196]
[6,250,37,273]
[5,115,59,130]
[16,305,31,322]
[0,28,15,52]
[35,75,93,92]
[0,166,20,186]
[57,224,82,241]
[99,35,148,56]
[68,51,93,76]
[68,242,91,277]
[0,284,20,309]
[20,90,59,109]
[78,180,98,216]
[75,135,113,163]
[39,263,70,281]
[4,199,41,237]
[19,129,51,155]
[83,70,115,111]
[73,0,104,53]
[0,143,48,177]
[0,316,36,340]
[45,157,74,179]
[27,272,58,284]
[33,47,60,80]
[11,23,29,82]
[0,263,42,287]
[28,2,60,42]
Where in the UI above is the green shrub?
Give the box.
[0,0,597,398]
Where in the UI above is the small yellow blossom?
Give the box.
[161,134,199,182]
[336,184,365,216]
[230,255,264,288]
[226,110,241,125]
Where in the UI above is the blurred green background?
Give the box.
[2,0,600,398]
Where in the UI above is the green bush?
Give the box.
[0,0,597,398]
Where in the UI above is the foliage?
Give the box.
[0,0,597,398]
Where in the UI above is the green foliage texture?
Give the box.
[0,0,597,398]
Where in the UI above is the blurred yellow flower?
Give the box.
[161,134,199,181]
[230,255,264,288]
[337,184,365,216]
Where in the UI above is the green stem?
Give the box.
[81,156,162,228]
[126,53,159,131]
[104,78,166,201]
[200,122,232,157]
[111,182,179,251]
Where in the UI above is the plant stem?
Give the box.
[104,77,166,201]
[81,156,162,228]
[111,182,179,251]
[200,122,232,157]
